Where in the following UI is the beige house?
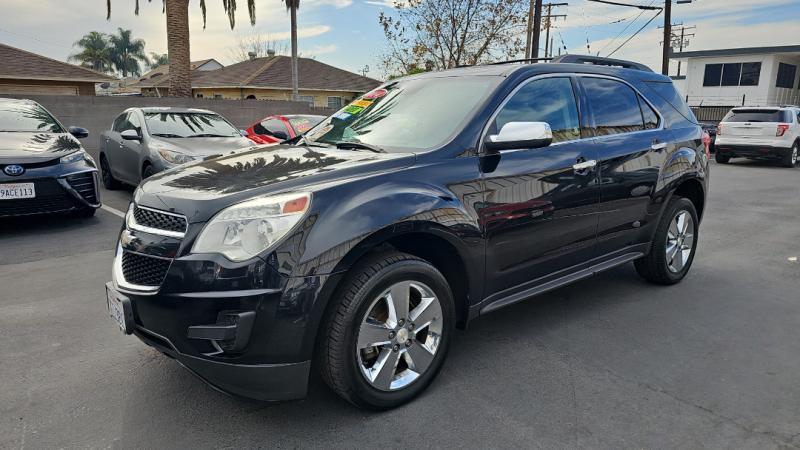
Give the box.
[133,55,381,108]
[0,43,115,96]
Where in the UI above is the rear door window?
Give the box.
[723,109,790,123]
[581,77,644,136]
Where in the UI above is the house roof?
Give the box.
[134,55,381,93]
[0,43,116,83]
[672,45,800,59]
[137,59,222,81]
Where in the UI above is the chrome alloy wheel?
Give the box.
[356,281,443,391]
[792,146,798,166]
[666,210,695,273]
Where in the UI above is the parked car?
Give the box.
[0,98,99,218]
[700,121,717,153]
[245,114,325,144]
[105,55,709,410]
[99,107,254,189]
[715,106,799,167]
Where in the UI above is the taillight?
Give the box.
[717,124,723,136]
[702,132,711,159]
[777,123,790,137]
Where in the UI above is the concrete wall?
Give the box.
[1,94,335,150]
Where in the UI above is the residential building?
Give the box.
[0,43,116,96]
[133,54,381,108]
[672,45,800,109]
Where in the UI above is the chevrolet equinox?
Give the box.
[105,55,709,410]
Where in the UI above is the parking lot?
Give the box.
[1,159,799,449]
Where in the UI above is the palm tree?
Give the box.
[108,0,256,97]
[285,0,300,101]
[148,52,169,69]
[69,31,112,73]
[108,28,149,77]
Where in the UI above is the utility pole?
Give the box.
[542,3,568,58]
[661,0,671,75]
[528,0,544,60]
[659,23,695,76]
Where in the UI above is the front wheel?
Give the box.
[635,197,699,285]
[318,251,455,410]
[781,144,798,168]
[715,152,730,164]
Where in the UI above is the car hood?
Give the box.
[151,136,255,157]
[0,132,82,163]
[137,144,416,222]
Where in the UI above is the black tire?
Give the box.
[780,144,798,168]
[318,251,455,410]
[635,197,699,285]
[100,154,122,190]
[715,152,730,164]
[142,163,156,180]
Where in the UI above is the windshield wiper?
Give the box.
[187,133,232,138]
[151,133,184,138]
[335,142,385,153]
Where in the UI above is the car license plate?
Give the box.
[0,183,35,200]
[106,283,133,334]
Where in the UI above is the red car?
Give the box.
[246,114,325,144]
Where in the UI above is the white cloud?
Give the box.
[304,44,339,56]
[304,0,354,9]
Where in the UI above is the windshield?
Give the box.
[144,112,240,138]
[288,115,324,134]
[0,102,63,133]
[304,76,499,152]
[723,109,791,123]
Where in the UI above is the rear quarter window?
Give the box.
[641,81,698,128]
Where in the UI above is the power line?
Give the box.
[587,0,662,10]
[607,8,663,57]
[595,0,656,56]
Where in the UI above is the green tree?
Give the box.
[69,31,112,73]
[148,52,169,69]
[108,28,149,77]
[108,0,256,97]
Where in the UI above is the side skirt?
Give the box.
[476,247,646,316]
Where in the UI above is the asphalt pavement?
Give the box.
[1,160,799,449]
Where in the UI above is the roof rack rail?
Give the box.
[488,58,554,65]
[550,54,653,72]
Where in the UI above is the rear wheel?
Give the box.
[635,197,699,285]
[715,152,730,164]
[781,144,798,168]
[318,251,455,410]
[100,155,122,190]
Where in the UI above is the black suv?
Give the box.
[105,55,709,409]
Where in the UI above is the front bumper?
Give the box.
[715,143,793,158]
[0,169,100,217]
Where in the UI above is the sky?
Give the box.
[0,0,798,80]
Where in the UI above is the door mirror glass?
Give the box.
[485,122,553,152]
[120,129,141,141]
[68,126,89,139]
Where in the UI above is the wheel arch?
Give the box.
[672,177,706,221]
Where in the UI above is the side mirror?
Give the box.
[271,130,289,141]
[484,122,553,152]
[121,129,142,141]
[68,126,89,139]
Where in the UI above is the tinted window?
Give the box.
[703,64,722,87]
[582,77,644,136]
[144,112,239,138]
[260,118,289,137]
[640,97,659,130]
[721,63,742,86]
[0,101,63,133]
[643,81,698,126]
[740,62,761,86]
[493,77,581,143]
[776,63,797,89]
[723,109,790,123]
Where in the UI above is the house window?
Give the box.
[740,63,761,86]
[327,96,343,109]
[721,63,742,86]
[703,62,762,87]
[298,95,315,105]
[703,64,723,87]
[195,93,203,98]
[776,63,797,89]
[214,94,223,99]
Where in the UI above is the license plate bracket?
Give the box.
[106,282,134,334]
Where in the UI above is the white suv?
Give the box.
[715,106,800,167]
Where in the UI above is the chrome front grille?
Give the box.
[127,204,188,238]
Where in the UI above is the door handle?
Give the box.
[651,142,667,151]
[573,159,597,171]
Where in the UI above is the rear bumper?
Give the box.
[715,144,792,158]
[133,325,310,401]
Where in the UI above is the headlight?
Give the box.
[60,150,93,165]
[192,192,311,262]
[157,148,195,165]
